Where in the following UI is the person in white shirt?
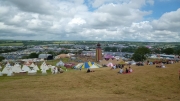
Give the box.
[119,68,123,74]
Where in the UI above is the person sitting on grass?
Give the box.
[87,68,95,73]
[129,67,133,73]
[119,68,123,74]
[87,68,91,73]
[125,68,129,73]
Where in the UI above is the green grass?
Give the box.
[0,43,23,46]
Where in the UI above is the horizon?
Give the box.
[0,0,180,42]
[0,39,180,43]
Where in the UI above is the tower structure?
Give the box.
[96,43,102,62]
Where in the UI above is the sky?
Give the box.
[0,0,180,42]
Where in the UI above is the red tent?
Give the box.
[64,63,76,68]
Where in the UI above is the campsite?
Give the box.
[1,0,180,100]
[0,57,180,101]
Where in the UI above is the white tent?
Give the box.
[33,65,39,71]
[22,65,31,72]
[89,64,99,68]
[30,62,35,67]
[12,63,22,73]
[2,63,12,74]
[30,62,39,71]
[0,65,2,70]
[41,67,47,74]
[40,61,49,70]
[56,60,64,67]
[24,61,31,66]
[28,70,37,75]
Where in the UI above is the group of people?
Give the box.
[118,66,133,74]
[111,64,125,69]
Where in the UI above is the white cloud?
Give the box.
[0,0,179,42]
[0,6,9,15]
[152,8,180,32]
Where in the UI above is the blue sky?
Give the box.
[143,0,180,19]
[0,0,180,42]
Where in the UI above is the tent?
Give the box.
[22,65,31,72]
[40,61,49,70]
[12,63,22,73]
[75,62,102,69]
[89,63,102,68]
[57,54,70,58]
[104,54,114,59]
[2,63,13,75]
[24,61,31,66]
[80,62,93,69]
[64,63,75,68]
[99,58,125,65]
[74,63,83,69]
[118,59,126,64]
[30,62,39,71]
[30,62,35,67]
[33,65,39,71]
[56,60,64,67]
[0,65,2,70]
[38,54,53,60]
[107,62,113,67]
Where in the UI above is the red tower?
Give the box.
[96,43,102,62]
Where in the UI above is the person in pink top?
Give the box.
[129,67,133,73]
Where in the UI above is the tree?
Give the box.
[153,48,161,54]
[104,47,118,52]
[131,47,151,62]
[121,47,137,53]
[175,49,180,55]
[0,56,5,62]
[28,53,39,58]
[104,47,111,52]
[162,48,174,55]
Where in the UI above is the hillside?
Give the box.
[0,63,180,101]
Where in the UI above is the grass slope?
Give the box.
[0,63,180,101]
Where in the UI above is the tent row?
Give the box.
[0,62,40,75]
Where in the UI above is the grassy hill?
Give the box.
[0,63,180,101]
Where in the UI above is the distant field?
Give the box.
[0,43,23,46]
[0,62,180,101]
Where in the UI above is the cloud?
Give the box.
[152,8,180,32]
[0,0,179,42]
[5,0,54,14]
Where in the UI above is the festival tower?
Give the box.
[96,43,102,62]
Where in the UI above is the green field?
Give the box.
[0,43,23,46]
[0,62,180,101]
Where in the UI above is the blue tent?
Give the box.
[74,62,101,69]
